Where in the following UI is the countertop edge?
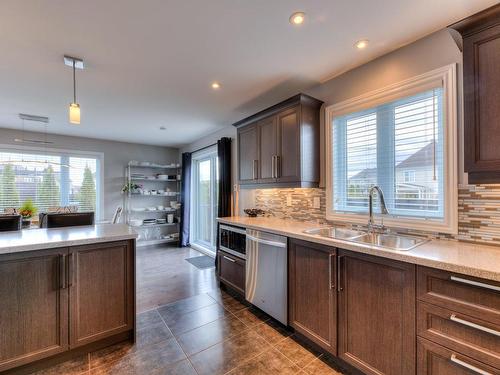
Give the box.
[217,217,500,282]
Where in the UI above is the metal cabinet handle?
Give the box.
[67,253,73,287]
[450,276,500,292]
[276,155,281,178]
[450,354,492,375]
[252,160,258,180]
[59,254,67,289]
[329,253,335,289]
[272,156,276,178]
[450,314,500,337]
[223,255,236,263]
[337,255,343,292]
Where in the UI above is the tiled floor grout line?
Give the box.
[156,307,202,375]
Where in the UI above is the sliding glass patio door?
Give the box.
[190,146,218,254]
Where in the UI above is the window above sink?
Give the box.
[325,65,458,234]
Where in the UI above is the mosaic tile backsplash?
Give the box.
[254,185,500,246]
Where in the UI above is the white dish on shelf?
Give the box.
[139,162,151,166]
[147,207,157,211]
[132,208,146,212]
[129,219,143,227]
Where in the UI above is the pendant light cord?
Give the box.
[73,60,77,103]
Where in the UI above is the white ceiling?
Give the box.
[0,0,496,147]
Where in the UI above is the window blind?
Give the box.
[332,87,444,219]
[0,149,99,215]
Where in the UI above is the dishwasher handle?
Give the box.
[246,234,286,248]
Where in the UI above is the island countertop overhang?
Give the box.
[0,224,137,255]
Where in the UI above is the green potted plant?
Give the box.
[19,199,38,228]
[121,182,142,194]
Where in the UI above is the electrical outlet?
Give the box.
[233,184,239,192]
[313,196,321,209]
[286,193,292,206]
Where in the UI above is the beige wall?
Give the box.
[0,128,179,220]
[305,29,464,185]
[184,28,465,213]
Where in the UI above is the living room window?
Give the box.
[325,65,457,233]
[0,146,102,219]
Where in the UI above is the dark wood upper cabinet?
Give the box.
[237,123,258,183]
[235,93,323,188]
[337,250,416,375]
[69,241,134,348]
[257,116,278,183]
[450,4,500,183]
[0,248,69,372]
[288,239,337,355]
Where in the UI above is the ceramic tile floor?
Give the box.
[29,246,348,375]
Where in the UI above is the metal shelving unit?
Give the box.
[125,161,182,247]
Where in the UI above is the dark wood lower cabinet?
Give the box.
[70,241,135,348]
[0,248,69,372]
[0,240,135,373]
[418,337,500,375]
[218,250,245,295]
[288,239,336,354]
[337,250,416,375]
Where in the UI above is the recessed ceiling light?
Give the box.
[289,12,305,25]
[355,39,369,49]
[211,82,220,89]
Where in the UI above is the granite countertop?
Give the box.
[217,216,500,282]
[0,224,138,255]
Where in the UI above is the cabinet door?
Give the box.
[277,106,301,183]
[218,250,245,295]
[69,241,134,348]
[338,250,416,375]
[418,337,499,375]
[289,239,336,354]
[258,116,277,183]
[237,124,258,184]
[0,248,69,372]
[463,22,500,183]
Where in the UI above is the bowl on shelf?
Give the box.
[147,207,157,211]
[132,208,146,212]
[129,219,143,227]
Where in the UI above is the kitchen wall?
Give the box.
[0,128,179,220]
[243,28,500,246]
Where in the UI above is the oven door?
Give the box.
[219,224,246,259]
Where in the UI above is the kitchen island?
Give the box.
[0,224,137,373]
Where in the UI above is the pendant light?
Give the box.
[64,56,84,124]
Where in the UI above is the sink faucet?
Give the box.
[368,185,389,233]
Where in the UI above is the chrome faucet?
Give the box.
[368,185,389,233]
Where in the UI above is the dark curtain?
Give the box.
[217,137,232,218]
[180,152,192,247]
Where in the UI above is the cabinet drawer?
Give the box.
[418,337,499,375]
[218,250,245,295]
[417,266,500,325]
[418,302,500,369]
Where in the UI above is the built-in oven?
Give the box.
[218,224,246,259]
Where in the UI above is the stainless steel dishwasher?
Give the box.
[245,229,287,325]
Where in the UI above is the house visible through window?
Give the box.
[326,65,457,233]
[0,148,101,218]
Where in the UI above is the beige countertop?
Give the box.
[218,216,500,282]
[0,224,138,255]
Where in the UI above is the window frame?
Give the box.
[325,64,458,234]
[0,143,104,220]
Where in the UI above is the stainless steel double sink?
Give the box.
[303,227,428,251]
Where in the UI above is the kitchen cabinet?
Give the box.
[0,240,135,372]
[288,239,337,354]
[0,248,69,371]
[235,93,323,188]
[418,337,499,375]
[69,241,135,348]
[450,4,500,183]
[218,250,245,295]
[337,250,416,375]
[417,266,500,372]
[237,123,258,183]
